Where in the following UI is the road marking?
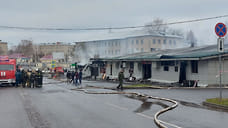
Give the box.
[136,113,154,120]
[105,102,128,111]
[160,120,183,128]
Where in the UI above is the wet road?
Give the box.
[83,80,228,128]
[0,78,159,128]
[0,78,228,128]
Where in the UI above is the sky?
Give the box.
[1,0,228,48]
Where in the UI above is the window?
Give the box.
[130,62,134,69]
[132,40,134,45]
[136,40,139,44]
[174,40,176,45]
[175,66,178,72]
[141,40,144,45]
[191,60,198,73]
[164,66,169,71]
[115,42,117,46]
[163,39,166,44]
[0,65,14,70]
[169,40,172,45]
[158,39,161,44]
[153,39,156,44]
[141,48,144,52]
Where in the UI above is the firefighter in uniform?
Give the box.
[117,69,124,90]
[21,69,27,88]
[30,70,36,88]
[27,69,32,88]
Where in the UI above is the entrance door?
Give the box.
[179,61,187,83]
[143,64,151,79]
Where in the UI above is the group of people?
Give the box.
[15,69,43,88]
[66,70,82,86]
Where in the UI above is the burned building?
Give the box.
[91,44,228,87]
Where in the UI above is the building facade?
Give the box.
[39,42,75,62]
[75,33,183,64]
[0,40,8,55]
[90,45,228,87]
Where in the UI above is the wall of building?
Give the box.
[207,58,228,86]
[0,42,8,55]
[76,35,183,61]
[186,60,208,86]
[151,61,180,83]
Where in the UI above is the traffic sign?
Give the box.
[217,38,224,53]
[215,23,227,37]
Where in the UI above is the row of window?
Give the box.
[104,50,121,55]
[95,41,121,47]
[94,39,177,48]
[163,61,198,73]
[131,39,177,45]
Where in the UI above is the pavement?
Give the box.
[0,77,228,128]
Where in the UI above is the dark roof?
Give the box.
[94,44,228,61]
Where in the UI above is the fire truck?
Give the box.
[0,56,16,85]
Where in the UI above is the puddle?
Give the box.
[124,94,169,113]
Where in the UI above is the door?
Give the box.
[143,64,151,79]
[179,61,187,83]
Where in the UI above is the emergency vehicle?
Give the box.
[0,56,16,85]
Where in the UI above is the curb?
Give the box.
[202,101,228,111]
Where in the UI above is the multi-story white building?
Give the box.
[75,33,183,59]
[74,32,183,64]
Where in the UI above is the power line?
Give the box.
[0,14,228,31]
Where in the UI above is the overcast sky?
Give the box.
[1,0,228,47]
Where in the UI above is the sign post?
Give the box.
[215,23,227,101]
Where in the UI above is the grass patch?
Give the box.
[124,84,152,88]
[206,98,228,107]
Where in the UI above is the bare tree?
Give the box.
[15,40,34,56]
[167,28,184,36]
[144,18,168,34]
[145,18,183,36]
[186,30,197,47]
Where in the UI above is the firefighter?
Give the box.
[21,69,27,88]
[35,69,43,88]
[30,70,36,88]
[117,69,124,90]
[15,69,22,87]
[26,69,31,88]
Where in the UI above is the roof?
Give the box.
[94,44,228,61]
[76,29,183,43]
[9,53,29,59]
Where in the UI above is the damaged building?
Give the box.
[90,44,228,87]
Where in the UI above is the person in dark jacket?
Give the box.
[21,70,27,88]
[71,71,75,84]
[66,71,71,84]
[15,69,22,87]
[117,69,124,90]
[79,69,82,85]
[30,71,36,88]
[75,71,79,86]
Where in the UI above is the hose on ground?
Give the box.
[72,88,180,128]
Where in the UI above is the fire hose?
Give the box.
[72,88,180,128]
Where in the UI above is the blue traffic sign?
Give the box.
[215,23,227,37]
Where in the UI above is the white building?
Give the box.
[91,44,228,87]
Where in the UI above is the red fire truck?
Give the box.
[0,56,16,85]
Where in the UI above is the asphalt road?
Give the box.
[0,78,228,128]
